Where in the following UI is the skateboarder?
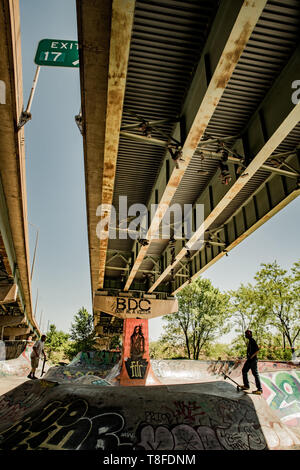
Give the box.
[240,330,263,395]
[27,335,47,380]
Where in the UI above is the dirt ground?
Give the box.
[0,376,29,397]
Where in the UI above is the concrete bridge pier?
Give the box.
[118,318,161,386]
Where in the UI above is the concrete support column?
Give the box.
[118,319,160,386]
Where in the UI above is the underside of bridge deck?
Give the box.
[77,0,300,340]
[0,0,40,339]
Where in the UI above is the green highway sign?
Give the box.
[34,39,79,67]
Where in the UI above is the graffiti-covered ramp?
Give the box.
[0,379,300,450]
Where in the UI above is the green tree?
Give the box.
[45,324,69,362]
[254,261,300,353]
[229,283,267,337]
[162,278,230,360]
[228,283,271,355]
[204,342,232,360]
[229,260,300,358]
[66,307,96,359]
[149,340,186,359]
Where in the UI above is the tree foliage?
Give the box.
[254,261,299,352]
[162,278,230,359]
[109,335,122,350]
[229,260,300,359]
[149,340,186,359]
[66,307,96,360]
[45,324,69,362]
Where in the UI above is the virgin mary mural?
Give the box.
[125,323,148,379]
[130,325,145,360]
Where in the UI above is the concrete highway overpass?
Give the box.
[77,0,300,348]
[0,1,40,340]
[76,0,300,347]
[76,0,300,346]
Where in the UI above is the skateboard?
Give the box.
[222,373,262,395]
[40,358,47,377]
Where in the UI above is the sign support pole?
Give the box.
[75,106,83,134]
[18,65,41,129]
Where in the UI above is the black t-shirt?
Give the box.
[247,337,259,359]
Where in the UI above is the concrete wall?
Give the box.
[1,339,27,360]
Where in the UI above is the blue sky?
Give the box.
[20,0,300,342]
[20,0,90,333]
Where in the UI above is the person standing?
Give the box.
[28,335,47,380]
[240,330,263,395]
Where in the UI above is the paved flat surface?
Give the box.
[0,376,28,396]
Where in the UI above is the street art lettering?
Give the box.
[0,387,49,430]
[145,411,172,425]
[137,398,269,450]
[171,401,206,424]
[114,297,151,316]
[94,295,178,319]
[44,367,113,383]
[0,392,299,450]
[125,359,147,379]
[260,370,300,426]
[138,424,204,450]
[116,297,151,314]
[120,431,135,440]
[137,424,224,450]
[69,350,120,367]
[0,399,132,450]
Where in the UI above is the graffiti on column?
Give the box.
[125,325,148,379]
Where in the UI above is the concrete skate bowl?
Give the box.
[41,356,300,432]
[1,378,300,450]
[0,356,299,450]
[152,359,300,432]
[43,351,121,384]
